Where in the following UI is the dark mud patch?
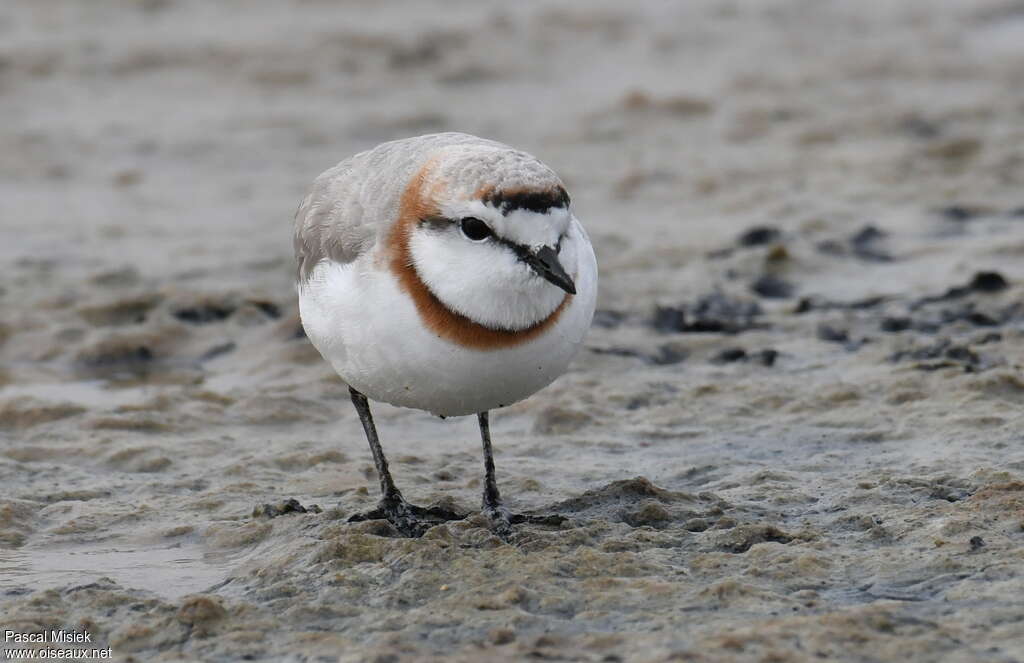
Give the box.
[880,316,914,333]
[856,271,1020,338]
[653,293,764,334]
[930,301,1019,328]
[850,225,892,262]
[708,223,784,258]
[817,324,848,344]
[750,274,795,299]
[889,338,993,372]
[737,225,781,247]
[816,225,892,262]
[876,303,1018,337]
[912,271,1009,307]
[941,205,978,221]
[250,300,282,319]
[590,343,687,365]
[253,498,323,519]
[931,203,1024,223]
[172,302,235,324]
[795,295,887,313]
[714,347,749,363]
[170,294,282,325]
[712,347,778,366]
[199,342,236,361]
[592,309,628,329]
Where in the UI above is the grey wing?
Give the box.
[293,133,501,283]
[293,158,376,284]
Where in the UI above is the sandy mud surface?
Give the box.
[1,1,1023,661]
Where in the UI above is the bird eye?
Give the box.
[459,217,493,242]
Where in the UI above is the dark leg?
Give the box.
[478,411,568,538]
[347,387,465,536]
[479,411,511,530]
[349,386,402,500]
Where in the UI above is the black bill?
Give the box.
[523,245,576,295]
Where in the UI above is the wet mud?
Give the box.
[2,1,1024,661]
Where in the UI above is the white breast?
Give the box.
[298,220,598,417]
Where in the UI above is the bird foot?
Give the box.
[348,495,467,537]
[483,504,568,542]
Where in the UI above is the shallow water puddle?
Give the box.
[0,543,230,600]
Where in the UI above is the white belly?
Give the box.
[298,245,597,417]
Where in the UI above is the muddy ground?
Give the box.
[1,1,1023,661]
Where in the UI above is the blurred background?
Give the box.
[2,1,1024,661]
[5,0,1022,293]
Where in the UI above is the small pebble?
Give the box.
[715,347,747,363]
[751,275,794,299]
[817,324,849,343]
[880,317,912,332]
[970,272,1008,293]
[756,349,779,366]
[737,225,781,247]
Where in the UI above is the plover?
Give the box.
[294,133,598,536]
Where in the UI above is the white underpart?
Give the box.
[298,217,597,416]
[409,207,575,331]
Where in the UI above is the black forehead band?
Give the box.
[484,187,570,216]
